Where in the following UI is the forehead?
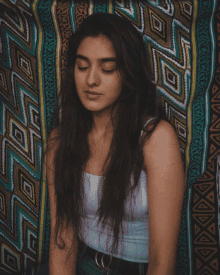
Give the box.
[76,36,116,63]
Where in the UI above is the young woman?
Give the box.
[37,12,185,275]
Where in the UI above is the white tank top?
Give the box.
[79,117,156,263]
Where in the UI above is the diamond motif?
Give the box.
[152,14,163,32]
[183,2,192,16]
[148,8,167,41]
[3,247,19,269]
[12,123,25,147]
[23,180,34,200]
[17,50,33,80]
[20,172,35,203]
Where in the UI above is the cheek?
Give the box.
[110,77,123,93]
[105,74,121,86]
[103,75,113,83]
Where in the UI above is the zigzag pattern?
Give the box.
[190,2,220,273]
[0,0,219,274]
[0,1,41,274]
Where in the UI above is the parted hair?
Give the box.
[45,12,170,265]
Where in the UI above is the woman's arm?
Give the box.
[142,120,186,275]
[46,128,79,275]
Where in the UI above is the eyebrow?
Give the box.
[76,54,116,63]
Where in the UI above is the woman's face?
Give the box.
[74,35,123,114]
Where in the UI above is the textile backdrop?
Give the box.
[0,0,220,274]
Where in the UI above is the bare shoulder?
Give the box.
[151,119,178,141]
[143,118,178,146]
[143,119,183,173]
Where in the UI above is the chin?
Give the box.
[82,105,103,114]
[84,103,111,115]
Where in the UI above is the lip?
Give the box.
[85,90,102,95]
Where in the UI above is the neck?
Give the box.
[91,106,118,138]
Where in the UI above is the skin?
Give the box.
[74,35,123,139]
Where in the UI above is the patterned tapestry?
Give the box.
[0,0,220,275]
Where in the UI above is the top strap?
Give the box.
[139,117,157,144]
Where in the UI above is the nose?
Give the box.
[86,66,100,86]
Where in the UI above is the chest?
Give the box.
[83,120,151,177]
[84,134,112,176]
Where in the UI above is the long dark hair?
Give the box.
[45,12,170,264]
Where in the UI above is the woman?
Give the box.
[37,12,185,275]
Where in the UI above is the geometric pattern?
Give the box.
[0,0,219,274]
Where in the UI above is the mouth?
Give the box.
[85,91,102,95]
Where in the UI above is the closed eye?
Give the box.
[78,67,115,73]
